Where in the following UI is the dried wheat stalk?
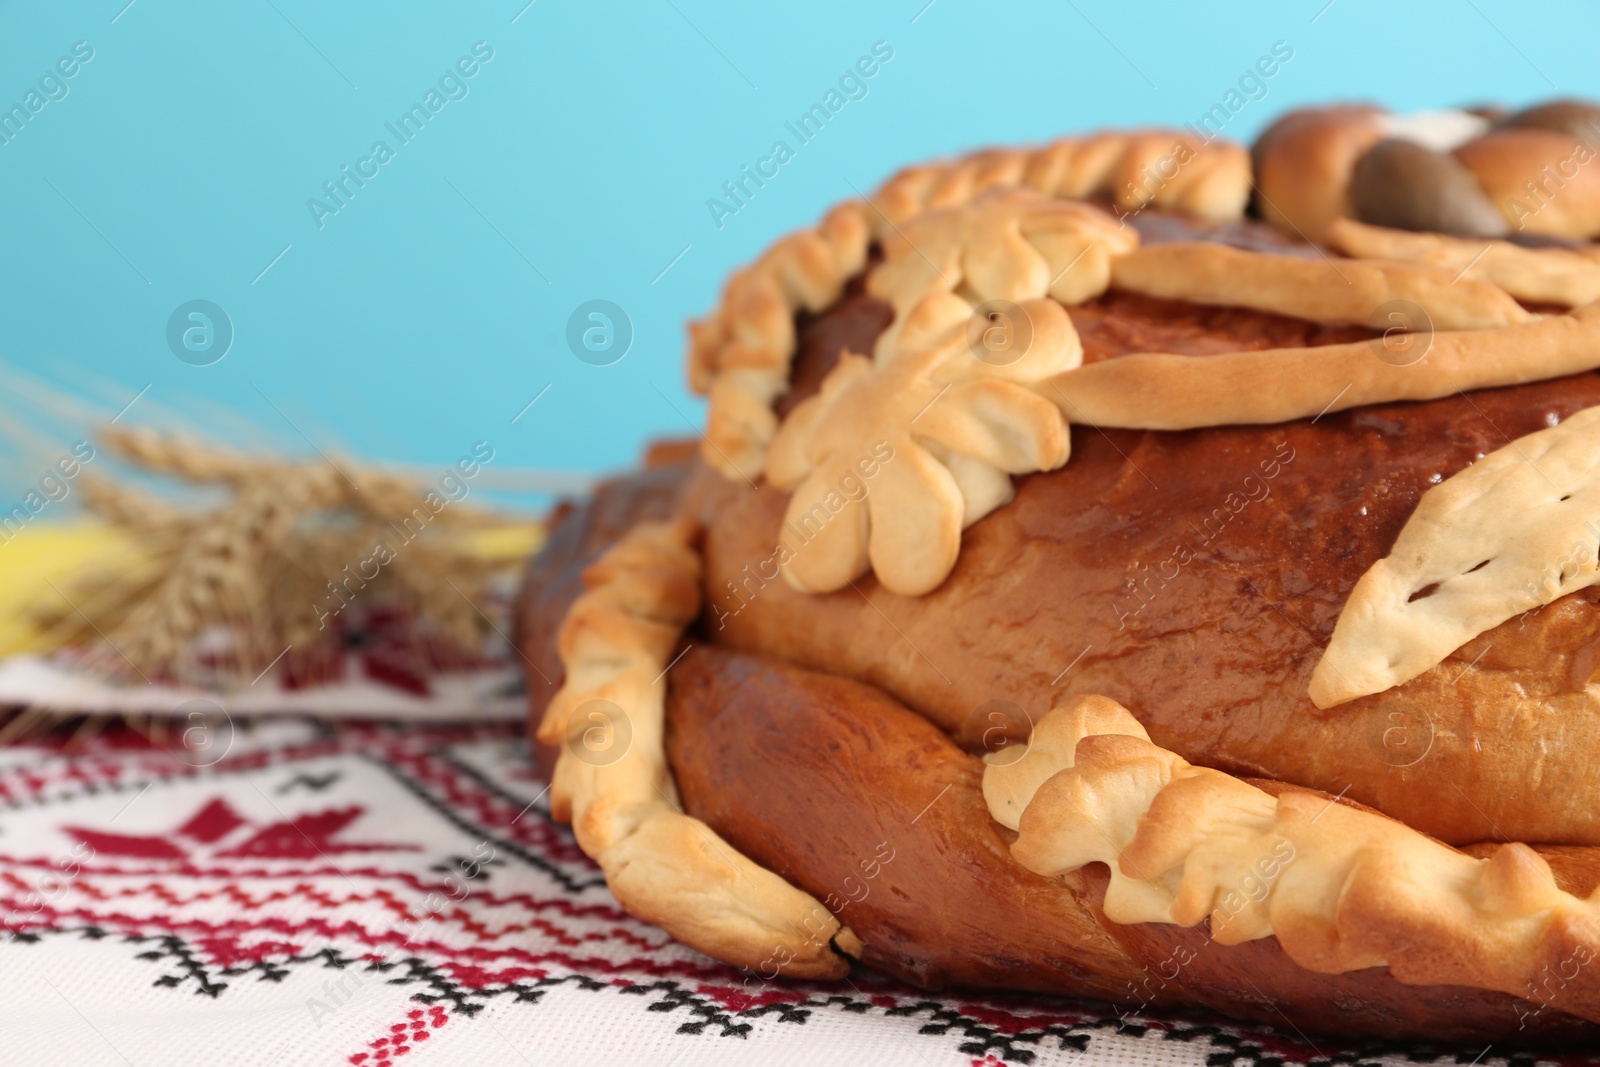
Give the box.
[38,428,525,687]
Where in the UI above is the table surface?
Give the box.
[0,716,1580,1066]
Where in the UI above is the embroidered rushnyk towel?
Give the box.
[0,718,1578,1067]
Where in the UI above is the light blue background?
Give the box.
[2,0,1596,505]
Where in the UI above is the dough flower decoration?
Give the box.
[868,187,1139,317]
[764,290,1080,596]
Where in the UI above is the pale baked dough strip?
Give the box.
[1045,303,1600,431]
[1110,242,1531,330]
[537,517,853,978]
[987,696,1600,1023]
[1326,217,1600,308]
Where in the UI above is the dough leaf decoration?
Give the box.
[1311,404,1600,707]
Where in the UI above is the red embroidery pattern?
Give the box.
[64,798,417,862]
[0,720,1569,1066]
[348,1005,450,1065]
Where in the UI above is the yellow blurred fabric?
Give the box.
[470,523,545,562]
[0,523,141,657]
[0,521,542,659]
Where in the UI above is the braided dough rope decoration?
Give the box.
[1254,103,1600,242]
[537,517,853,978]
[987,697,1600,1023]
[1045,303,1600,431]
[764,291,1079,596]
[1310,404,1600,707]
[1326,217,1600,308]
[692,203,874,482]
[1252,108,1387,242]
[691,132,1251,482]
[1458,126,1600,239]
[873,131,1251,230]
[1109,242,1532,330]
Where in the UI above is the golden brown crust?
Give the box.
[518,415,1600,1041]
[710,179,1587,514]
[696,102,1600,483]
[1251,104,1384,169]
[704,351,1600,848]
[515,442,698,735]
[665,644,1149,1000]
[1071,288,1379,359]
[731,186,1580,601]
[662,646,1600,1041]
[517,445,1600,1038]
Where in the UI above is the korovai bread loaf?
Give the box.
[519,98,1600,1045]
